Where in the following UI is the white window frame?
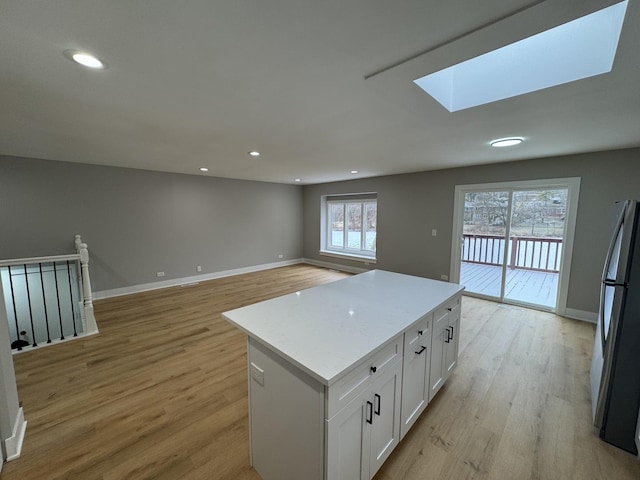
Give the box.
[320,194,377,263]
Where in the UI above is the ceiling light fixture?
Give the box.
[199,167,209,172]
[294,178,301,182]
[249,151,261,157]
[64,49,106,69]
[350,170,359,174]
[490,137,524,147]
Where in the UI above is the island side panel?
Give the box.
[248,337,325,480]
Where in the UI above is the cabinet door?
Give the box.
[400,317,431,439]
[326,390,371,480]
[444,304,461,379]
[368,358,402,478]
[429,307,448,402]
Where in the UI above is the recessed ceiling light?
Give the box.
[350,170,359,174]
[249,151,261,157]
[294,178,301,182]
[199,167,209,172]
[63,49,106,69]
[490,137,524,147]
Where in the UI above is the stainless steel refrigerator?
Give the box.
[590,199,640,455]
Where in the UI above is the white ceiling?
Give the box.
[1,0,639,185]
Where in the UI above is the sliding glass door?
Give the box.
[460,191,510,298]
[453,179,579,313]
[503,189,567,307]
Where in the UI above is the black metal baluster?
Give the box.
[52,262,65,340]
[24,264,37,347]
[7,266,22,351]
[66,261,78,337]
[38,263,52,343]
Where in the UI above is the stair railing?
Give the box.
[0,235,98,352]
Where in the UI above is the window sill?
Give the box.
[319,250,377,264]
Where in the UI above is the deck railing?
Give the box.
[462,234,562,273]
[0,235,97,351]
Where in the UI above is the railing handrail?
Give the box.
[462,233,562,241]
[462,233,563,273]
[508,235,562,242]
[1,234,98,352]
[0,253,80,268]
[463,234,505,239]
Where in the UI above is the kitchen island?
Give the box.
[223,269,463,480]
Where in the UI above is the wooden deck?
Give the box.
[460,262,559,308]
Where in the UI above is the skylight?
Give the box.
[414,1,629,112]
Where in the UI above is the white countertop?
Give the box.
[223,270,464,386]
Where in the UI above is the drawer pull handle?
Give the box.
[374,394,381,416]
[447,307,452,312]
[418,330,423,336]
[415,345,427,355]
[370,366,377,373]
[366,401,373,424]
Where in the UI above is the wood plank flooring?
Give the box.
[2,265,639,479]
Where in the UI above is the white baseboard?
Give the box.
[4,407,26,461]
[302,258,369,274]
[93,259,305,300]
[563,308,597,323]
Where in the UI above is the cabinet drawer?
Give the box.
[326,334,403,419]
[434,295,461,323]
[403,313,433,354]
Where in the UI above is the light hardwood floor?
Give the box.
[2,265,639,479]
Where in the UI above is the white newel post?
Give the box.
[75,235,98,335]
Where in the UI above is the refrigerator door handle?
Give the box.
[600,285,607,351]
[598,201,629,351]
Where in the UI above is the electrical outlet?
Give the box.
[250,362,264,386]
[278,254,284,259]
[441,274,449,281]
[196,265,202,272]
[156,271,165,277]
[432,229,438,236]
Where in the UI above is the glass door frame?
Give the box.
[450,177,581,314]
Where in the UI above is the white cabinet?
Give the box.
[325,387,370,480]
[429,296,461,402]
[327,294,461,480]
[444,298,461,379]
[326,341,403,480]
[368,358,402,477]
[428,307,447,401]
[400,313,432,439]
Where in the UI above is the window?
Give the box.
[413,1,628,112]
[322,194,377,260]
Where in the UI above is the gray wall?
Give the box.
[0,155,303,293]
[3,148,639,313]
[303,147,640,314]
